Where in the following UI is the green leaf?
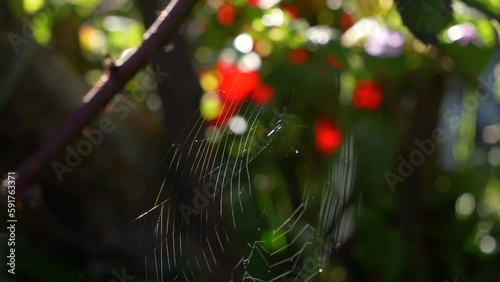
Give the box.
[441,42,494,79]
[395,0,454,44]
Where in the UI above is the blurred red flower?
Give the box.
[288,49,309,65]
[339,11,355,32]
[247,0,259,7]
[352,80,382,110]
[282,5,299,19]
[217,63,261,104]
[314,118,343,155]
[250,84,274,105]
[217,4,235,26]
[216,60,236,78]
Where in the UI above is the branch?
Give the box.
[9,0,197,194]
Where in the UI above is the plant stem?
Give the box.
[11,0,197,194]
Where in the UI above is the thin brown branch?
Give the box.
[10,0,198,194]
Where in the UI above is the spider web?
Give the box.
[79,77,359,281]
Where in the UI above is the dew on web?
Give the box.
[78,84,359,281]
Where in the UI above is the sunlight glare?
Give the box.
[220,48,237,64]
[326,0,343,10]
[482,124,500,144]
[455,193,476,217]
[306,26,336,45]
[262,9,285,27]
[479,235,497,254]
[234,33,254,53]
[228,115,248,135]
[237,52,262,72]
[487,147,500,167]
[258,0,281,10]
[146,93,162,112]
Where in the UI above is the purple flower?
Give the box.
[364,28,405,57]
[446,23,478,46]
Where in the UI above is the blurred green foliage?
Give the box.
[3,0,500,281]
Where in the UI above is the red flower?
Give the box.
[314,118,343,155]
[218,66,261,104]
[281,5,299,19]
[247,0,259,7]
[217,4,235,26]
[288,49,309,65]
[352,80,382,110]
[250,84,274,105]
[216,60,237,78]
[339,12,355,32]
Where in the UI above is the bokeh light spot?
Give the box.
[237,52,262,72]
[200,92,223,121]
[479,235,497,254]
[228,115,248,135]
[146,93,162,112]
[455,193,476,217]
[234,33,254,53]
[487,147,500,167]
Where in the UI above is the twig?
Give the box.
[10,0,197,194]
